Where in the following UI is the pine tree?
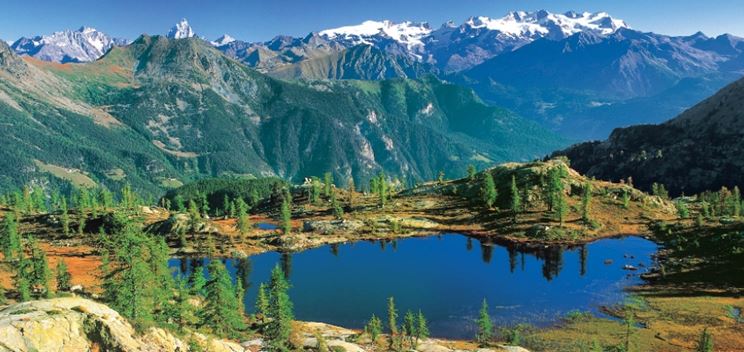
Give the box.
[403,310,417,348]
[416,311,429,346]
[323,172,334,197]
[476,299,493,345]
[55,260,72,292]
[200,259,245,338]
[189,265,208,296]
[14,251,31,302]
[556,190,568,227]
[28,236,52,298]
[236,198,251,240]
[480,173,497,209]
[266,265,294,352]
[696,328,714,352]
[387,296,399,350]
[255,282,270,318]
[311,178,321,205]
[510,175,521,223]
[467,164,477,181]
[1,213,21,260]
[102,223,165,329]
[365,314,383,342]
[622,189,630,209]
[581,182,592,223]
[331,191,344,220]
[170,276,198,332]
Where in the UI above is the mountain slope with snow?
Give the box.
[11,27,128,63]
[167,18,195,39]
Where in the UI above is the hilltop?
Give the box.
[555,76,744,195]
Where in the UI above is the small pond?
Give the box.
[169,234,657,339]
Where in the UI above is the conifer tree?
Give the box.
[324,172,334,197]
[476,299,493,345]
[403,310,417,348]
[416,310,429,346]
[14,251,31,302]
[310,178,321,205]
[236,198,251,239]
[556,190,568,227]
[102,223,165,329]
[386,296,399,350]
[1,213,21,260]
[200,259,245,337]
[378,172,388,209]
[171,276,198,332]
[266,265,294,352]
[55,260,72,292]
[622,189,630,209]
[189,264,208,296]
[28,236,52,298]
[696,328,714,352]
[365,314,383,342]
[510,175,521,223]
[331,191,344,220]
[255,282,270,318]
[480,173,497,209]
[467,164,477,181]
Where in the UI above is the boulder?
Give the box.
[0,297,243,352]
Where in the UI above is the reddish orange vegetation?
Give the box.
[0,243,102,293]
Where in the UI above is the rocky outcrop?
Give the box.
[0,298,528,352]
[0,297,241,352]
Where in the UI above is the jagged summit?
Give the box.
[10,26,128,63]
[318,20,432,51]
[211,34,235,46]
[167,18,195,39]
[460,10,628,39]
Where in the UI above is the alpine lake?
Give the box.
[169,233,657,339]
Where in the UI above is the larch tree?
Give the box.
[476,299,493,345]
[200,259,245,338]
[266,265,294,352]
[480,173,497,209]
[510,175,521,223]
[55,260,72,292]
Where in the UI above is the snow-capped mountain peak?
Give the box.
[167,19,195,39]
[462,10,628,39]
[319,20,432,50]
[11,26,129,63]
[211,34,236,46]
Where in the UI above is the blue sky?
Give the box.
[1,0,743,42]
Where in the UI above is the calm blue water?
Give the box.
[256,223,278,230]
[169,234,657,339]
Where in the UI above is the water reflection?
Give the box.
[168,234,657,339]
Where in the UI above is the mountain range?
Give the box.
[8,12,742,141]
[0,35,563,195]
